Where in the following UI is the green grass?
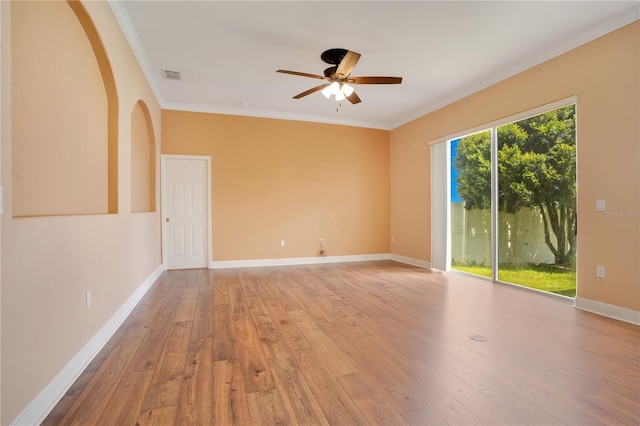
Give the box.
[451,263,576,297]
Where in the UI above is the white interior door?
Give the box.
[162,156,210,270]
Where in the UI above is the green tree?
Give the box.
[454,106,576,266]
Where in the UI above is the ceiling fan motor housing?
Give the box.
[321,48,348,65]
[324,66,338,78]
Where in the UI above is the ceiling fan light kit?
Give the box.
[321,82,339,99]
[277,48,402,105]
[321,82,354,101]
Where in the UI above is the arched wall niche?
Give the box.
[131,100,156,213]
[12,0,118,217]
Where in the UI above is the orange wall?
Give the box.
[162,111,390,261]
[390,22,639,311]
[1,1,161,424]
[131,101,154,213]
[12,0,108,216]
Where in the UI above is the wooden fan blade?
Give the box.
[349,76,403,84]
[277,69,328,80]
[293,84,329,99]
[346,91,361,105]
[335,51,361,78]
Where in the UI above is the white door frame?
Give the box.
[161,154,213,270]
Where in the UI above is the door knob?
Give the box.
[166,217,170,222]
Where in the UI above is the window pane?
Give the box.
[496,105,576,297]
[450,131,492,278]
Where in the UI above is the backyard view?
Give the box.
[450,105,577,297]
[451,263,576,297]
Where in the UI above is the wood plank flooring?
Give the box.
[43,261,640,425]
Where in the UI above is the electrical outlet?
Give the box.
[596,266,605,278]
[596,199,606,212]
[280,240,285,247]
[391,236,395,243]
[86,291,92,308]
[320,239,325,246]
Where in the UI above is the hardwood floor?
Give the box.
[43,261,640,425]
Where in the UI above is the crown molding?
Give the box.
[107,0,166,106]
[108,0,389,130]
[390,6,640,129]
[164,102,391,130]
[109,0,638,132]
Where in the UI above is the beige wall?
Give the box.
[162,111,390,261]
[390,22,639,311]
[1,1,161,424]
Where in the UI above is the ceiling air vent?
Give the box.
[162,70,182,81]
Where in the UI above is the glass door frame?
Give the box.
[432,96,578,297]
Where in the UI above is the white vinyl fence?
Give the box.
[450,202,557,265]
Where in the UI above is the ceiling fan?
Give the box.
[277,48,402,104]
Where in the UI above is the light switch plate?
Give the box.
[596,199,606,212]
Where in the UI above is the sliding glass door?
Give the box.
[496,105,577,296]
[448,103,577,297]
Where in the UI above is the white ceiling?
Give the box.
[109,1,639,130]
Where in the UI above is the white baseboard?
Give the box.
[11,265,163,426]
[210,253,391,269]
[574,297,640,326]
[389,254,432,269]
